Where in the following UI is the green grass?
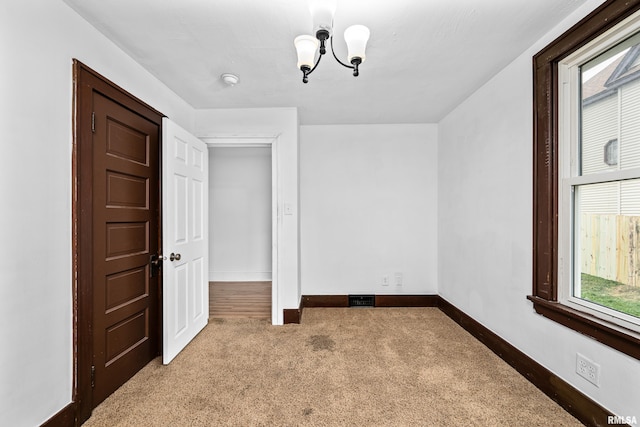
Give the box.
[580,273,640,318]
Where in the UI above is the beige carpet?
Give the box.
[83,308,580,426]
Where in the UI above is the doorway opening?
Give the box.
[203,137,279,324]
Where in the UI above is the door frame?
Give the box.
[72,60,164,424]
[202,135,280,325]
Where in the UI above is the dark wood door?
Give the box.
[91,92,160,405]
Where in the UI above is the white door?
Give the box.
[162,118,209,364]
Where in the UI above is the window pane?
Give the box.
[574,180,640,318]
[581,34,640,175]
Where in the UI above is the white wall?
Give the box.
[300,124,438,295]
[194,108,299,324]
[209,147,272,281]
[0,1,195,426]
[438,0,639,417]
[4,0,636,424]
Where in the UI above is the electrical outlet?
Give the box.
[576,353,600,386]
[394,272,403,286]
[381,275,390,286]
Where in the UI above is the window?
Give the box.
[604,139,618,166]
[531,0,640,361]
[561,25,640,328]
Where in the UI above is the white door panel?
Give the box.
[162,118,209,364]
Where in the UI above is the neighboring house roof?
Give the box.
[583,45,640,105]
[582,56,624,100]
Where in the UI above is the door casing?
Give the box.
[201,136,280,324]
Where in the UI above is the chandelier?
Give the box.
[293,0,370,84]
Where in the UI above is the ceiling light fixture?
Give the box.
[294,0,370,84]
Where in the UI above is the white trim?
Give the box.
[558,62,574,305]
[209,271,273,282]
[201,135,280,146]
[565,297,640,335]
[201,135,281,325]
[565,167,640,186]
[271,138,280,325]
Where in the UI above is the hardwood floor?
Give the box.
[209,281,271,319]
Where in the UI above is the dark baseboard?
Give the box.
[375,294,439,307]
[437,298,617,427]
[287,294,438,323]
[283,298,303,324]
[41,402,75,427]
[302,295,349,307]
[301,294,439,308]
[283,308,301,324]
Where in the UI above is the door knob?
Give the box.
[150,254,163,268]
[149,254,163,278]
[169,253,181,261]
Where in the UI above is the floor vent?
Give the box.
[348,295,375,307]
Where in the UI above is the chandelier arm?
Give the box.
[308,50,323,74]
[330,36,355,70]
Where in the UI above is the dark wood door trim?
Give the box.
[72,60,164,425]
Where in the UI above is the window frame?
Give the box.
[559,18,640,332]
[530,0,640,361]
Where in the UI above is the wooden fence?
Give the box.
[580,215,640,287]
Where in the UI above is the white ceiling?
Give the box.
[62,0,587,125]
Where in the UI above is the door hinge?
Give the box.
[91,365,95,388]
[91,112,95,133]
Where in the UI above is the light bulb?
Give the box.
[344,25,370,63]
[294,35,319,69]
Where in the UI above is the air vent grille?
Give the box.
[348,295,375,307]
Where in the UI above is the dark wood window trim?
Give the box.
[531,0,640,361]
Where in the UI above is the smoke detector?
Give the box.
[221,73,239,86]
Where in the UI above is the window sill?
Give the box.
[527,296,640,360]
